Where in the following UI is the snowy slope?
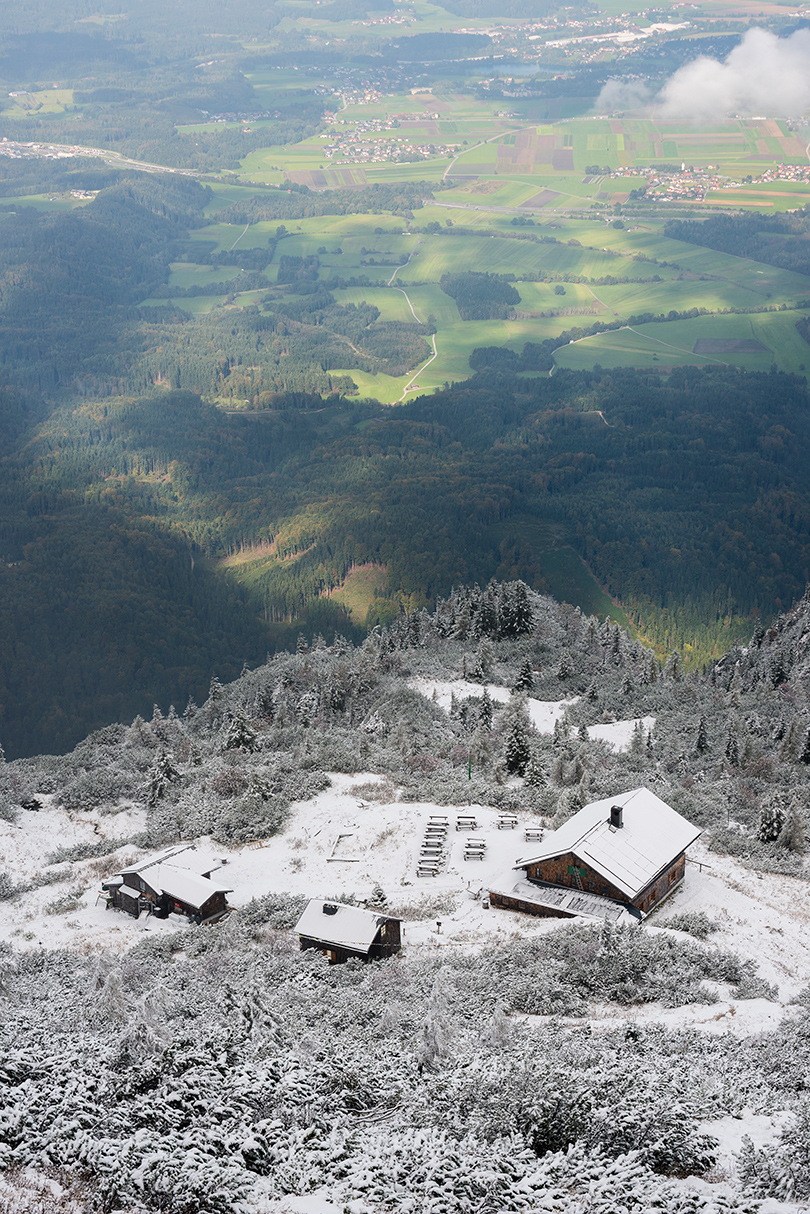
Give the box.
[408,678,654,750]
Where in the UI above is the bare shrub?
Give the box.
[349,780,397,803]
[209,768,248,797]
[388,892,459,920]
[44,888,86,915]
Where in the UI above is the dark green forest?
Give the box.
[3,361,810,757]
[440,272,522,321]
[4,175,810,758]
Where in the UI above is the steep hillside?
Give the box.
[1,584,809,1213]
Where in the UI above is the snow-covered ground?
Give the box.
[3,774,808,1020]
[4,769,810,1212]
[409,678,655,750]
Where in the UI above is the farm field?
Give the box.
[331,287,419,323]
[553,311,810,374]
[705,181,810,211]
[0,192,92,213]
[435,116,809,182]
[108,89,810,395]
[2,88,75,118]
[394,233,637,283]
[147,204,810,393]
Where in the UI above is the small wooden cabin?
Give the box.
[491,787,701,920]
[295,899,402,964]
[103,845,232,924]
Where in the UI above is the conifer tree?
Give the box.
[800,727,810,765]
[479,688,493,731]
[146,749,181,807]
[514,658,534,693]
[726,668,742,707]
[778,803,806,852]
[664,651,683,682]
[758,797,786,843]
[500,581,534,637]
[223,711,258,753]
[524,748,546,788]
[695,716,710,755]
[503,695,532,776]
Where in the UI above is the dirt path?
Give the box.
[228,223,250,251]
[398,333,439,402]
[442,124,535,181]
[384,238,440,400]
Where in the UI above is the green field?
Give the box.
[3,88,75,118]
[328,564,388,624]
[159,202,810,394]
[0,192,93,213]
[538,546,630,626]
[122,86,810,393]
[553,311,810,374]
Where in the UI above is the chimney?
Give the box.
[609,804,623,829]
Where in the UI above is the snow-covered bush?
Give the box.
[0,873,17,901]
[58,766,136,811]
[662,911,719,940]
[739,1100,810,1200]
[239,891,309,931]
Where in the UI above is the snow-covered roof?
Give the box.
[490,873,636,924]
[295,900,397,953]
[118,884,142,900]
[515,787,702,899]
[150,865,232,910]
[119,845,222,878]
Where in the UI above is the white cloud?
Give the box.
[597,27,810,121]
[659,27,810,119]
[596,78,651,112]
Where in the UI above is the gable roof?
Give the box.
[113,846,231,910]
[295,900,398,953]
[150,864,231,910]
[515,787,701,899]
[119,844,222,879]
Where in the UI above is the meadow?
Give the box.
[135,182,810,394]
[553,311,810,374]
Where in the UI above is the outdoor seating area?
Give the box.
[463,837,487,862]
[417,815,449,877]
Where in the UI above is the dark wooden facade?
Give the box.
[489,891,572,919]
[299,917,402,965]
[522,850,686,914]
[104,871,229,924]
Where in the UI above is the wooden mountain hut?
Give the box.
[491,787,701,921]
[295,899,402,964]
[102,845,232,924]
